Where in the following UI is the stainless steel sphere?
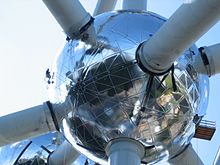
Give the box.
[49,11,209,164]
[0,133,61,165]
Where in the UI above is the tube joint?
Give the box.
[136,42,173,76]
[198,47,212,77]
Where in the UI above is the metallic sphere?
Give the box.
[49,11,209,164]
[0,133,61,165]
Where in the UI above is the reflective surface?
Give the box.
[49,11,209,164]
[0,132,62,165]
[0,132,98,165]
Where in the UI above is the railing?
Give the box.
[199,119,216,128]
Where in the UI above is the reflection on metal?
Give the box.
[194,120,216,140]
[13,141,33,165]
[49,11,209,164]
[0,132,63,165]
[0,132,100,165]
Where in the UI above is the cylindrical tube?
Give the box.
[0,103,56,147]
[169,144,204,165]
[48,140,80,165]
[123,0,147,11]
[106,138,145,165]
[138,0,220,74]
[93,0,117,16]
[194,43,220,76]
[213,148,220,165]
[42,0,91,39]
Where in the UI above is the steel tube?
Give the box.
[42,0,91,39]
[93,0,117,16]
[169,144,204,165]
[0,103,56,147]
[194,43,220,76]
[123,0,147,11]
[138,0,220,74]
[106,138,145,165]
[48,140,80,165]
[213,147,220,165]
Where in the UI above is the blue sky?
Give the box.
[0,0,219,164]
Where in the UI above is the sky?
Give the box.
[0,0,220,164]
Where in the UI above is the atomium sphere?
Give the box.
[49,11,209,164]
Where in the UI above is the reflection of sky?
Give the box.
[73,155,91,165]
[0,0,219,165]
[0,135,97,165]
[0,141,28,165]
[0,132,60,164]
[0,132,96,165]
